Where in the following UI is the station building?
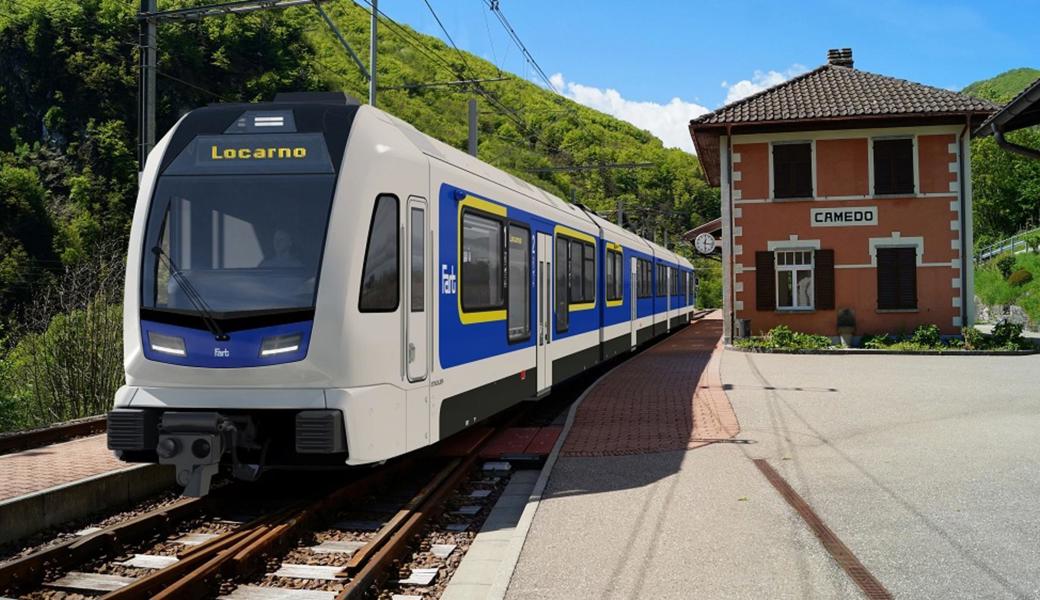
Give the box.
[688,49,998,342]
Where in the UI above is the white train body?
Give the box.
[107,95,695,495]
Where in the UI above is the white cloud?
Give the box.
[721,64,808,105]
[549,73,709,154]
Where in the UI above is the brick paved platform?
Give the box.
[0,434,129,502]
[562,312,738,457]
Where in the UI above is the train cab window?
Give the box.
[461,211,504,312]
[507,224,530,342]
[359,194,399,312]
[555,237,569,332]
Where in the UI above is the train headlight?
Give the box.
[260,333,302,357]
[149,332,187,357]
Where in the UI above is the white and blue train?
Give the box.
[107,93,695,495]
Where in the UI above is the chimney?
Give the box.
[827,48,854,68]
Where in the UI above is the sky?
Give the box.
[377,0,1038,153]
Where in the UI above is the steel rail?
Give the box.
[0,416,106,454]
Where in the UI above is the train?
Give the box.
[106,92,696,496]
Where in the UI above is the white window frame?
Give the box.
[775,249,815,311]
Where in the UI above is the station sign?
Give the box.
[810,206,877,227]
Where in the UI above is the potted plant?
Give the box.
[836,308,856,347]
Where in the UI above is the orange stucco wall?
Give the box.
[816,138,868,197]
[730,130,963,336]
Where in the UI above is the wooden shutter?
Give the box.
[873,139,914,195]
[814,249,835,310]
[773,143,813,198]
[755,251,775,310]
[876,247,917,309]
[896,248,917,308]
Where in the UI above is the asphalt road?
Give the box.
[724,350,1040,599]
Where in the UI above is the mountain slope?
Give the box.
[302,2,718,237]
[963,67,1040,103]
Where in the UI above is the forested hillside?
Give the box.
[0,0,718,430]
[964,68,1040,245]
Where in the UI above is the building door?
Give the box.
[630,256,637,348]
[536,232,552,394]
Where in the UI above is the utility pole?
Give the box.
[138,0,157,169]
[369,0,377,106]
[616,198,623,226]
[467,98,478,157]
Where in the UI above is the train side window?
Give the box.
[461,211,504,312]
[582,243,595,303]
[568,240,583,304]
[507,224,530,342]
[607,248,623,301]
[555,237,569,332]
[359,194,399,312]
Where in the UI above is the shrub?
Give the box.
[910,324,942,347]
[860,333,894,349]
[991,319,1030,350]
[736,325,833,351]
[1008,269,1033,287]
[997,254,1017,279]
[962,326,986,350]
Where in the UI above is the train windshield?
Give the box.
[141,174,336,318]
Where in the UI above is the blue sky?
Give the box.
[379,0,1038,152]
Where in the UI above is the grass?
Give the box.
[975,252,1040,325]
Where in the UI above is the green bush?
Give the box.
[997,253,1017,278]
[910,324,942,347]
[736,325,834,351]
[1008,269,1033,287]
[962,326,986,350]
[991,319,1030,350]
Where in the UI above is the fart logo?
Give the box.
[213,348,230,358]
[440,264,457,295]
[209,145,307,160]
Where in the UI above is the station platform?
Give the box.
[499,313,860,599]
[0,434,171,545]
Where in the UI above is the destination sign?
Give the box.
[164,132,334,175]
[810,206,878,227]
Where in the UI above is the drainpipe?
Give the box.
[993,125,1040,160]
[725,124,735,342]
[958,119,969,330]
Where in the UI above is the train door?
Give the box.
[666,266,672,332]
[536,232,552,394]
[405,197,429,449]
[629,256,637,348]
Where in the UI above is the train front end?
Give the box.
[107,97,359,496]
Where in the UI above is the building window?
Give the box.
[461,211,504,312]
[606,248,623,301]
[775,249,814,310]
[773,142,813,199]
[507,224,530,341]
[359,194,399,312]
[555,237,569,332]
[876,247,917,310]
[873,138,915,196]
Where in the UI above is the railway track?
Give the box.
[0,422,514,599]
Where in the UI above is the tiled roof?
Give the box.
[692,64,998,127]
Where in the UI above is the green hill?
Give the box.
[0,0,717,314]
[963,67,1040,103]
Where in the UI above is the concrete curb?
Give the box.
[486,313,714,599]
[0,463,175,546]
[729,346,1037,356]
